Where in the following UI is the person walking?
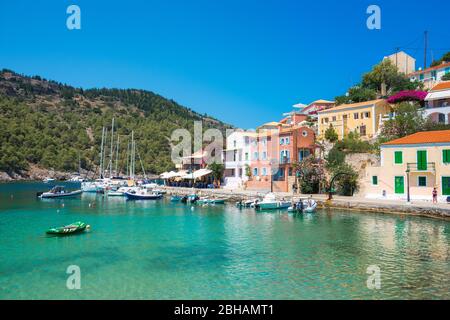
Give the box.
[432,187,438,204]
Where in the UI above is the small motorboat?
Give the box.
[255,193,291,210]
[43,177,56,183]
[170,195,183,202]
[38,186,82,199]
[236,199,259,208]
[46,221,89,235]
[197,198,226,205]
[187,194,200,204]
[124,189,163,200]
[288,199,318,213]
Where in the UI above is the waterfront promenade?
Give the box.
[163,186,450,219]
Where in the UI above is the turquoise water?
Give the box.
[0,182,449,300]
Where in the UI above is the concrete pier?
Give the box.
[163,186,450,219]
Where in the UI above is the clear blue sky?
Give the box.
[1,0,449,128]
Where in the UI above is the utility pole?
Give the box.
[424,31,428,69]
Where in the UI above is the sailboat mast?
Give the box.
[126,140,130,178]
[103,127,108,179]
[99,127,105,179]
[109,118,114,178]
[115,134,120,176]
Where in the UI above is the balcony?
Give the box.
[406,162,436,173]
[280,157,291,165]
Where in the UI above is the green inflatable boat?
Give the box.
[46,221,89,235]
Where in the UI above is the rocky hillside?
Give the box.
[0,69,232,179]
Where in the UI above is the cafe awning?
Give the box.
[181,169,212,180]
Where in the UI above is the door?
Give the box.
[442,177,450,195]
[417,150,427,171]
[394,176,404,194]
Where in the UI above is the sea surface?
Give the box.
[0,182,449,299]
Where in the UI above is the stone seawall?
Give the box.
[163,186,450,220]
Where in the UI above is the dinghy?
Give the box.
[46,221,89,235]
[288,199,317,213]
[38,186,82,199]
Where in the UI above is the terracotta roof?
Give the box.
[308,99,335,105]
[408,62,450,76]
[317,99,386,114]
[382,130,450,146]
[430,81,450,92]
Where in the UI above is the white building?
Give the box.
[222,130,255,189]
[423,81,450,124]
[409,62,450,90]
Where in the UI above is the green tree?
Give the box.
[379,102,432,142]
[442,73,450,81]
[208,162,225,187]
[335,86,377,105]
[293,156,325,194]
[328,163,359,196]
[324,124,338,142]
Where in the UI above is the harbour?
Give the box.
[1,181,449,299]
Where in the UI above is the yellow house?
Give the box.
[364,130,450,202]
[317,99,392,140]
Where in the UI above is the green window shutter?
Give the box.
[417,150,427,170]
[394,151,403,164]
[443,150,450,163]
[372,176,378,185]
[442,177,450,195]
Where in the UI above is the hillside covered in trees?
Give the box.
[0,69,232,178]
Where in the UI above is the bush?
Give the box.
[325,124,338,142]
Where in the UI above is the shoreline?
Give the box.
[162,186,450,220]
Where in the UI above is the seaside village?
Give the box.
[159,51,450,205]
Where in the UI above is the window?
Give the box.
[245,152,249,161]
[431,70,437,80]
[262,151,267,160]
[233,140,237,148]
[262,167,267,176]
[360,125,367,136]
[372,176,378,185]
[280,138,285,145]
[262,138,267,146]
[302,130,308,137]
[324,117,329,123]
[332,116,337,122]
[364,112,370,118]
[354,113,359,119]
[299,149,310,161]
[439,113,446,123]
[418,176,427,187]
[394,151,403,164]
[285,137,290,145]
[343,114,348,120]
[253,152,258,160]
[253,168,258,176]
[443,149,450,163]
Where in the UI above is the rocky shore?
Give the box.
[0,164,88,182]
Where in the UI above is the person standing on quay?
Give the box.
[432,187,438,204]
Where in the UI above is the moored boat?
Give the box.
[124,188,163,200]
[46,221,89,235]
[255,193,290,210]
[43,177,56,183]
[38,186,82,199]
[288,199,317,213]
